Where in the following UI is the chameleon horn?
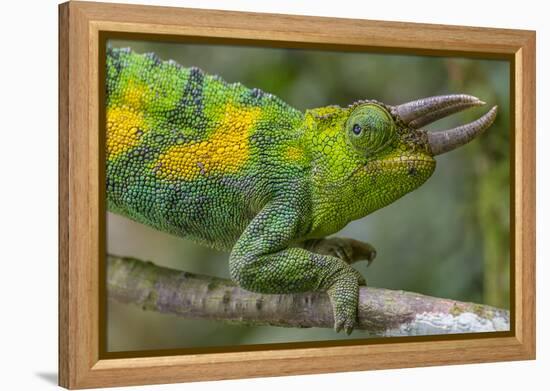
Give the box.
[393,94,486,129]
[427,105,498,156]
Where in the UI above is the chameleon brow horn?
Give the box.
[391,94,498,155]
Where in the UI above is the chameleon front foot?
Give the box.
[229,204,365,335]
[327,272,361,334]
[301,237,377,266]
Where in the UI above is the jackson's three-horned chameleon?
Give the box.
[106,47,497,333]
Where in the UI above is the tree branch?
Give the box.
[107,254,510,336]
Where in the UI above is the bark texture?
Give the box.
[107,254,510,336]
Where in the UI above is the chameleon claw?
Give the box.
[366,249,377,267]
[347,239,376,265]
[304,237,377,265]
[334,318,356,334]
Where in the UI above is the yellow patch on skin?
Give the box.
[284,146,305,162]
[155,103,261,180]
[304,106,342,129]
[107,105,146,159]
[124,79,150,109]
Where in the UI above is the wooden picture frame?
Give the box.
[58,1,536,388]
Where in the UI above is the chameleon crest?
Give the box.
[106,47,497,333]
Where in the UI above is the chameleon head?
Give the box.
[308,94,497,225]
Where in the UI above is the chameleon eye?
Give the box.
[346,104,396,155]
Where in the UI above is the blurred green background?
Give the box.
[106,39,510,352]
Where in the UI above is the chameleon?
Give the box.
[106,47,498,334]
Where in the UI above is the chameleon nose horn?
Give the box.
[391,94,498,156]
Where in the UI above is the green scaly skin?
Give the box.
[106,47,436,333]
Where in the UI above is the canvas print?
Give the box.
[104,39,510,353]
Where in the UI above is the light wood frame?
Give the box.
[58,1,536,388]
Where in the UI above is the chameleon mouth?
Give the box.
[363,156,435,178]
[391,94,498,156]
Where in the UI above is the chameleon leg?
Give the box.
[229,202,363,334]
[300,237,377,266]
